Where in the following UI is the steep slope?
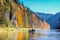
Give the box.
[46,12,60,29]
[0,0,50,30]
[35,12,53,21]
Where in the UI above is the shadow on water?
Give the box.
[0,29,60,40]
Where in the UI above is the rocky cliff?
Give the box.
[0,0,50,30]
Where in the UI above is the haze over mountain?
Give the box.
[47,12,60,29]
[36,12,60,29]
[35,12,53,21]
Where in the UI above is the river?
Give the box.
[0,29,60,40]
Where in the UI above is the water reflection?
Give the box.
[0,30,60,40]
[17,31,29,40]
[0,31,17,40]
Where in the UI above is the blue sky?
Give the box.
[19,0,60,14]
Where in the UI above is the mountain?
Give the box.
[0,0,50,30]
[46,12,60,29]
[35,12,53,21]
[36,12,60,29]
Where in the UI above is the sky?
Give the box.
[19,0,60,14]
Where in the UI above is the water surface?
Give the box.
[0,29,60,40]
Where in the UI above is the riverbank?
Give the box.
[0,28,42,32]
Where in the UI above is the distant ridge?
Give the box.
[36,12,60,29]
[35,12,53,21]
[47,12,60,29]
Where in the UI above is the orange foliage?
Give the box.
[16,11,23,28]
[31,13,36,23]
[18,5,24,16]
[40,21,50,30]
